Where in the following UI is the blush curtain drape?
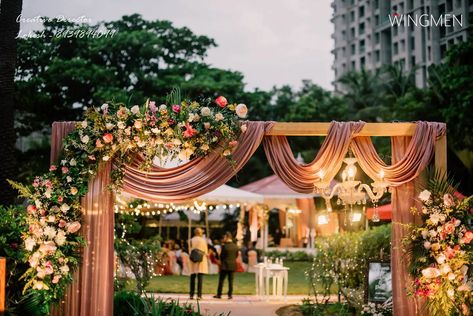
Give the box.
[122,121,273,202]
[50,122,114,316]
[263,121,365,193]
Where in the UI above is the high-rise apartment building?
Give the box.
[331,0,473,91]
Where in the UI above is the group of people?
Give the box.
[189,228,239,300]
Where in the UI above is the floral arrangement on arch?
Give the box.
[10,91,248,313]
[405,178,473,316]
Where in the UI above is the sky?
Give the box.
[21,0,334,91]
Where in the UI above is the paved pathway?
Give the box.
[152,293,306,316]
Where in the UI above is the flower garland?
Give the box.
[406,189,473,315]
[10,94,248,312]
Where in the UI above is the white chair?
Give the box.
[264,265,289,301]
[247,250,258,273]
[180,252,191,276]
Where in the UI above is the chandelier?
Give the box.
[314,155,389,223]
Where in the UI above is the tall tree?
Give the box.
[0,0,22,206]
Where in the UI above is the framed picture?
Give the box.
[365,261,392,303]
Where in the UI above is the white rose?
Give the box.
[200,107,211,117]
[447,272,456,280]
[151,128,160,134]
[101,103,109,112]
[430,214,441,225]
[447,289,454,298]
[240,124,248,133]
[66,176,72,183]
[421,230,429,239]
[201,144,209,151]
[429,229,437,237]
[44,226,57,239]
[436,254,446,264]
[117,121,126,129]
[130,105,140,115]
[60,204,70,212]
[44,189,52,199]
[159,104,167,112]
[235,103,248,118]
[69,158,77,166]
[423,241,431,249]
[81,120,88,129]
[25,237,36,251]
[440,264,451,275]
[215,113,224,121]
[60,265,70,274]
[106,123,114,130]
[103,156,110,161]
[81,135,90,144]
[419,190,431,202]
[173,139,182,145]
[55,230,66,246]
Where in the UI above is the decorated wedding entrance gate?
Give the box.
[50,121,446,316]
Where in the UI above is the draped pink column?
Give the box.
[50,122,114,316]
[390,137,423,316]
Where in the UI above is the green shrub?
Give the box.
[263,250,313,261]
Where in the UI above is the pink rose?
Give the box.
[422,267,441,279]
[172,104,181,113]
[443,194,455,207]
[40,209,46,216]
[67,221,81,233]
[149,101,157,113]
[57,196,63,203]
[102,133,113,143]
[44,180,53,188]
[461,231,473,244]
[43,261,54,275]
[27,205,37,214]
[444,246,456,259]
[95,139,103,148]
[52,274,61,284]
[229,140,239,148]
[204,122,211,130]
[59,219,67,228]
[49,165,57,172]
[61,166,69,174]
[88,155,96,161]
[215,96,228,108]
[134,120,143,129]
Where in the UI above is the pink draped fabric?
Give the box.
[351,122,446,186]
[50,122,114,316]
[390,137,424,316]
[263,121,365,193]
[122,121,273,202]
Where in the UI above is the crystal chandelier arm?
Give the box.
[358,183,384,202]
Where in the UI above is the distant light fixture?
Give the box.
[318,214,329,225]
[351,212,362,222]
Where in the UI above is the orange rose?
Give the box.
[102,133,113,143]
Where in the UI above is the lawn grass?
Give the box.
[126,261,314,295]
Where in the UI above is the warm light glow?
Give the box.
[351,212,362,222]
[318,214,329,225]
[342,170,347,181]
[318,170,325,180]
[347,164,357,179]
[379,169,385,180]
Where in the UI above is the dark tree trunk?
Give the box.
[0,0,22,206]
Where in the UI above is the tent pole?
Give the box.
[188,211,192,251]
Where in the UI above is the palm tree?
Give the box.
[0,0,22,205]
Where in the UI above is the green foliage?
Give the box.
[306,225,391,314]
[300,300,354,316]
[113,291,229,316]
[0,205,43,316]
[263,250,313,261]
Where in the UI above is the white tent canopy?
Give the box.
[196,184,264,204]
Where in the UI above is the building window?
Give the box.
[375,33,380,44]
[342,14,346,22]
[374,0,379,9]
[359,22,365,35]
[375,15,380,25]
[342,30,346,39]
[446,0,453,11]
[351,60,356,70]
[407,0,413,10]
[359,6,365,17]
[394,42,399,55]
[351,27,356,38]
[375,50,380,62]
[428,46,431,60]
[342,47,346,57]
[399,58,405,69]
[392,5,398,12]
[393,26,398,36]
[360,39,365,54]
[351,44,356,54]
[342,63,346,70]
[440,44,447,58]
[360,56,366,69]
[456,35,464,43]
[455,0,461,8]
[351,10,355,22]
[411,56,416,66]
[401,39,406,52]
[410,36,415,50]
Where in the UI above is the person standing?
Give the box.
[189,227,208,300]
[214,232,239,299]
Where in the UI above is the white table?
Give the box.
[264,264,289,301]
[254,263,266,296]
